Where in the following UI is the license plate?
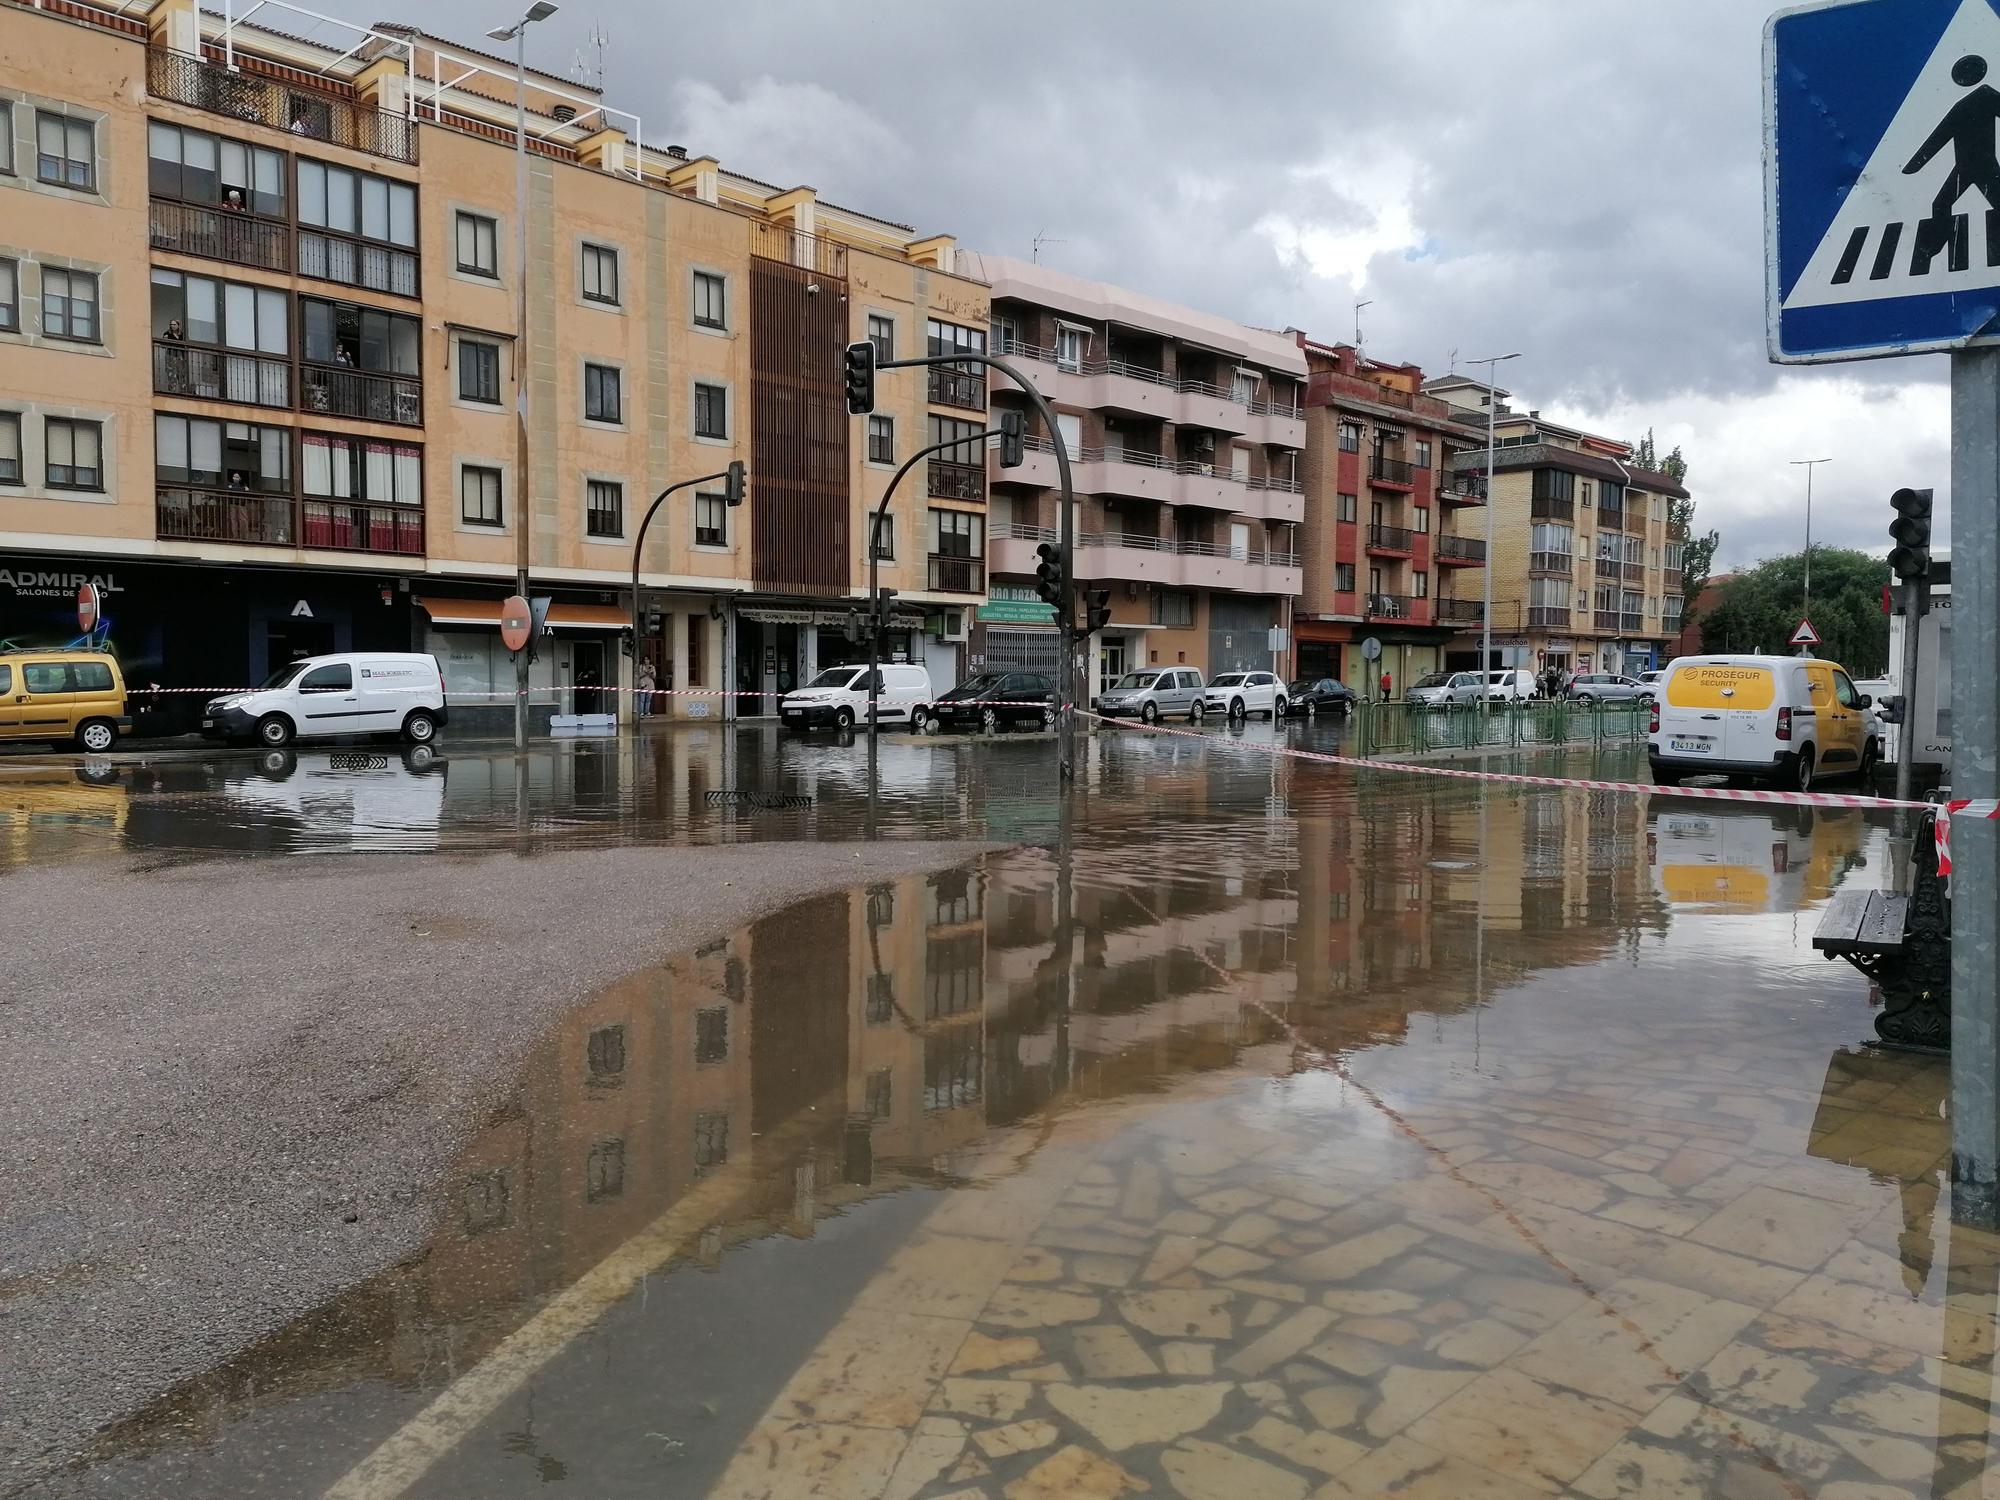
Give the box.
[201,718,214,728]
[1668,738,1711,753]
[783,710,801,718]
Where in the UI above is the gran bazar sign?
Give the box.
[0,568,124,599]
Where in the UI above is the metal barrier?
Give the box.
[1351,699,1649,758]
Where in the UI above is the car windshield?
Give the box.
[1413,672,1451,689]
[257,662,308,690]
[943,674,1006,701]
[801,667,863,691]
[1113,673,1159,691]
[1210,674,1245,687]
[1288,680,1316,694]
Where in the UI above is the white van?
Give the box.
[1485,668,1537,702]
[1649,654,1878,791]
[202,653,448,749]
[780,662,932,732]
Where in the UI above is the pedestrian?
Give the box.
[1378,669,1392,704]
[636,656,656,717]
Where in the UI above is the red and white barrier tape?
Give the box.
[1937,799,2000,875]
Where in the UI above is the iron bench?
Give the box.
[1812,806,1950,1051]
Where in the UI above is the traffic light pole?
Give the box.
[1896,577,1926,805]
[629,462,746,735]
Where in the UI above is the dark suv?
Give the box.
[924,672,1058,733]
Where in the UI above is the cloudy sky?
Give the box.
[307,0,1952,569]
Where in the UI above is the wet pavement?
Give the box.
[6,717,1988,1499]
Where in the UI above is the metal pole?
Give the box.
[1791,456,1830,629]
[1472,353,1518,698]
[1896,575,1924,804]
[630,469,737,732]
[1951,347,2000,1226]
[511,22,531,752]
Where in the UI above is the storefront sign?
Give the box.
[978,598,1057,624]
[0,567,122,598]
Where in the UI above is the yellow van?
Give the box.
[1649,653,1876,791]
[0,648,131,752]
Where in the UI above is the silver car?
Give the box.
[1566,672,1651,703]
[1406,670,1487,708]
[1096,667,1206,723]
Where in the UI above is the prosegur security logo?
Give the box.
[0,569,123,598]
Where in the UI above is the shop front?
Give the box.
[414,591,630,736]
[1291,617,1353,685]
[734,602,938,716]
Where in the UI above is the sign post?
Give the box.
[76,581,99,636]
[1769,0,2000,1222]
[1789,617,1821,651]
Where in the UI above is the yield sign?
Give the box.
[1791,618,1823,646]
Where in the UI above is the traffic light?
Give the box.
[843,610,863,645]
[724,458,747,506]
[1888,486,1933,581]
[1084,588,1112,634]
[843,341,876,416]
[873,586,897,633]
[999,409,1025,469]
[1033,542,1065,609]
[1877,694,1906,725]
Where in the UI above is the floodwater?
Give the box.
[10,720,1989,1500]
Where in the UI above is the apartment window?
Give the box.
[927,414,982,466]
[1414,570,1429,598]
[0,413,21,484]
[156,414,289,492]
[927,317,986,362]
[931,508,982,557]
[45,417,102,490]
[584,363,622,424]
[866,1068,892,1120]
[297,160,417,295]
[865,971,895,1024]
[586,479,623,538]
[1597,531,1621,562]
[36,111,94,190]
[1339,421,1362,453]
[1413,506,1430,534]
[461,464,502,526]
[0,103,11,176]
[694,1006,728,1065]
[1334,562,1356,592]
[587,1024,625,1081]
[580,242,620,304]
[867,413,894,464]
[693,1111,729,1172]
[1057,325,1089,372]
[42,267,99,343]
[148,123,284,215]
[692,270,725,329]
[694,490,728,547]
[1231,368,1259,403]
[455,211,498,277]
[302,433,420,507]
[1580,481,1594,506]
[585,1138,625,1201]
[693,382,727,439]
[458,340,499,404]
[1415,439,1433,468]
[302,297,418,375]
[1150,589,1194,627]
[0,259,16,332]
[1530,523,1572,553]
[1336,491,1357,523]
[868,313,894,362]
[869,511,894,561]
[153,269,287,356]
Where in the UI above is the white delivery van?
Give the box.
[1649,654,1878,791]
[1485,668,1538,702]
[779,663,932,732]
[202,653,448,749]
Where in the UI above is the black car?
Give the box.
[1283,677,1356,716]
[923,671,1058,733]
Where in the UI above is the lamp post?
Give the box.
[1791,456,1832,626]
[487,1,559,751]
[1471,353,1521,687]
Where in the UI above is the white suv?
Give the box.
[1200,671,1286,721]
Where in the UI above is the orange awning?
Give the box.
[416,596,629,630]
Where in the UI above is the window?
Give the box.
[1532,469,1576,503]
[22,662,69,693]
[869,511,893,561]
[152,270,288,357]
[461,464,503,526]
[459,340,499,404]
[931,508,982,557]
[296,160,418,294]
[148,123,283,215]
[462,1170,510,1234]
[1150,590,1194,627]
[1413,506,1430,534]
[1597,531,1620,562]
[693,382,727,439]
[36,111,93,190]
[1231,368,1259,403]
[927,317,986,361]
[0,259,15,332]
[1339,421,1362,453]
[73,661,113,692]
[927,415,982,466]
[302,433,420,506]
[298,663,352,692]
[455,211,497,277]
[0,413,20,483]
[587,1024,625,1081]
[866,971,895,1024]
[1336,492,1357,523]
[866,1068,892,1120]
[1334,562,1356,592]
[693,1111,729,1172]
[694,490,728,548]
[45,417,102,490]
[584,363,622,424]
[868,313,894,362]
[1580,481,1594,506]
[0,103,11,176]
[695,1006,728,1065]
[155,414,289,491]
[1530,523,1572,553]
[586,1138,625,1201]
[41,267,98,342]
[581,242,619,304]
[301,297,418,374]
[692,270,725,329]
[586,478,623,538]
[1057,325,1089,372]
[1413,570,1429,598]
[867,413,894,464]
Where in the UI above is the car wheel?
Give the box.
[834,706,855,731]
[1272,696,1287,720]
[1190,701,1205,723]
[257,713,295,748]
[1303,700,1316,719]
[75,718,117,753]
[1229,698,1246,721]
[1141,701,1159,724]
[911,707,932,734]
[1576,693,1596,705]
[1859,738,1880,782]
[402,710,438,745]
[1790,744,1816,792]
[981,706,999,733]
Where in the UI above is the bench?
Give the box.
[1812,806,1951,1051]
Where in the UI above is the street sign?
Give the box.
[1767,0,2000,362]
[1790,617,1822,646]
[977,598,1057,624]
[1360,636,1383,661]
[76,581,99,633]
[499,594,531,652]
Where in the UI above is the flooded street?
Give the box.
[4,722,1986,1500]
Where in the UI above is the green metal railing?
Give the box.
[1351,699,1648,758]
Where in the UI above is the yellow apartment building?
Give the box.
[0,0,989,730]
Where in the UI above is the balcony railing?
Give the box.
[156,486,295,546]
[993,522,1298,567]
[1365,593,1417,619]
[1599,507,1627,533]
[1248,395,1303,419]
[928,366,987,411]
[1528,606,1571,629]
[1436,597,1485,624]
[747,221,847,276]
[1247,474,1304,495]
[298,228,419,299]
[1621,561,1647,582]
[153,340,290,409]
[1438,535,1487,563]
[1665,569,1683,590]
[1371,455,1415,485]
[928,554,985,593]
[1530,494,1574,521]
[1436,472,1487,502]
[1622,612,1646,632]
[1082,358,1171,386]
[148,198,289,272]
[1076,445,1172,470]
[302,498,424,555]
[1594,609,1622,631]
[1528,550,1572,576]
[1367,524,1414,553]
[300,364,422,426]
[147,47,415,164]
[928,458,985,501]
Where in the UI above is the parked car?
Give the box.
[925,671,1058,733]
[203,653,446,748]
[1649,653,1878,790]
[1283,677,1357,717]
[1484,668,1539,702]
[781,662,931,732]
[1566,672,1652,703]
[1096,667,1205,724]
[1406,670,1486,708]
[0,647,130,752]
[1200,671,1286,720]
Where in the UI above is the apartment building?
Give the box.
[1426,376,1689,677]
[0,0,988,729]
[955,252,1305,693]
[1294,339,1487,695]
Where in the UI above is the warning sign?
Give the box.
[1790,618,1822,647]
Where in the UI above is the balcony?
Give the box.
[988,432,1061,489]
[1436,597,1485,625]
[1365,593,1418,621]
[928,458,985,502]
[156,487,296,547]
[1172,458,1250,512]
[1594,609,1621,632]
[1176,377,1250,435]
[1436,471,1487,505]
[301,364,422,426]
[301,498,424,555]
[1370,455,1416,489]
[1621,561,1646,583]
[928,366,986,412]
[1247,394,1306,449]
[928,554,986,593]
[147,47,415,165]
[153,340,289,410]
[747,222,846,277]
[1436,535,1486,565]
[1076,446,1175,504]
[1244,472,1305,524]
[298,229,419,299]
[148,199,289,273]
[1622,612,1646,633]
[1530,494,1574,522]
[987,524,1299,595]
[1366,524,1414,556]
[1528,550,1572,576]
[1665,569,1683,591]
[1528,606,1571,629]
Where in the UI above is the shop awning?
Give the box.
[415,596,629,630]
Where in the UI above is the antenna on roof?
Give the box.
[1031,230,1067,265]
[572,26,609,89]
[1354,299,1373,353]
[1447,346,1458,374]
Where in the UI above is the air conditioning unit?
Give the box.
[940,608,969,643]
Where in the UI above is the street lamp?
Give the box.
[487,1,559,751]
[1790,456,1832,625]
[1470,353,1521,684]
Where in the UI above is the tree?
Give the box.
[1698,548,1889,674]
[1671,496,1718,612]
[1628,426,1688,483]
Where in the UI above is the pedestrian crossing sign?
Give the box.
[1768,0,2000,361]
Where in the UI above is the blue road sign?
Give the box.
[1768,0,2000,362]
